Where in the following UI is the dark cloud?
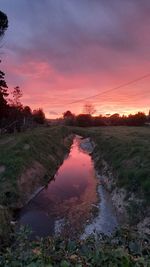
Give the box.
[0,0,150,118]
[1,0,150,75]
[49,111,58,115]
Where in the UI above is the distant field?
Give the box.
[74,126,150,205]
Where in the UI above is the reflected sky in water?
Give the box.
[19,136,97,238]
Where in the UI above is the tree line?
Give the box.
[0,11,45,133]
[63,109,149,127]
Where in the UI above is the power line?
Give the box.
[67,73,150,105]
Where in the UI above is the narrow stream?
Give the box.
[18,136,118,239]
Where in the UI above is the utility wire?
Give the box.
[67,73,150,105]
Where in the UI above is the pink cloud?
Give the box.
[1,0,150,118]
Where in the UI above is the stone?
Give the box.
[0,165,6,174]
[23,144,30,150]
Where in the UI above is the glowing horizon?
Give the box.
[0,0,150,119]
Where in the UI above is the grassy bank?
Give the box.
[0,126,73,242]
[73,126,150,224]
[81,127,150,198]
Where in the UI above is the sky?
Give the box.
[0,0,150,118]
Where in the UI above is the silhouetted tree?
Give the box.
[0,10,8,38]
[127,112,146,126]
[0,11,8,124]
[76,114,92,127]
[0,70,8,121]
[93,115,105,126]
[69,111,147,127]
[83,103,96,115]
[21,106,33,128]
[63,110,73,118]
[148,110,150,122]
[33,108,45,124]
[110,113,121,126]
[10,86,23,109]
[63,110,75,126]
[23,106,32,117]
[8,86,23,130]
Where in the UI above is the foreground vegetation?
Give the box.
[0,125,150,266]
[0,126,72,244]
[0,227,149,266]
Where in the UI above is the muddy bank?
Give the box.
[16,139,74,211]
[80,138,119,238]
[94,158,128,222]
[0,127,74,241]
[91,147,150,236]
[16,134,74,208]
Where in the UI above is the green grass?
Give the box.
[0,227,149,266]
[0,126,72,207]
[72,126,150,223]
[0,126,72,240]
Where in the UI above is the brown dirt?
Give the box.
[18,161,46,206]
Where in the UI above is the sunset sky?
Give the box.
[0,0,150,118]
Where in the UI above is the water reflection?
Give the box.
[18,136,97,238]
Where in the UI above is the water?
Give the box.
[18,136,118,239]
[82,184,118,238]
[18,136,98,238]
